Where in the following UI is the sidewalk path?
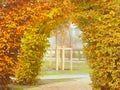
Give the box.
[40,74,90,79]
[25,75,92,90]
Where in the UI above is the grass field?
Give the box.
[41,60,90,76]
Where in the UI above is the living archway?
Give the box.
[0,0,120,90]
[17,1,120,89]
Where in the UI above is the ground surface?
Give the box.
[25,75,92,90]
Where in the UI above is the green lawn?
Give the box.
[41,60,91,76]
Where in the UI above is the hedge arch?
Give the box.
[73,1,120,90]
[0,0,120,90]
[0,0,71,88]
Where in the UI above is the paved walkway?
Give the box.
[25,75,92,90]
[40,74,90,79]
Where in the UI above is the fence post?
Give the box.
[56,47,59,70]
[70,48,73,70]
[49,48,52,67]
[62,48,65,70]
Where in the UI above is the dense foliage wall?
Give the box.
[0,0,71,86]
[72,0,120,89]
[15,0,71,84]
[15,25,49,84]
[0,1,35,88]
[1,0,120,89]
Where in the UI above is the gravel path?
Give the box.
[25,75,92,90]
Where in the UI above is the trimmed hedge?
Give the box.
[15,0,70,84]
[15,25,49,84]
[73,0,120,89]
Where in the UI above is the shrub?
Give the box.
[15,26,49,84]
[15,0,70,84]
[0,0,34,88]
[73,0,120,89]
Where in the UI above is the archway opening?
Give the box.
[40,22,91,88]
